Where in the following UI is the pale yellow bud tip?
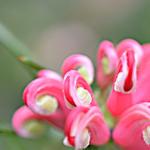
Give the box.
[36,95,58,114]
[77,87,92,106]
[23,120,45,137]
[102,57,111,74]
[77,66,92,84]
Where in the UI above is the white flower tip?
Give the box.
[76,128,91,150]
[63,137,72,147]
[143,126,150,145]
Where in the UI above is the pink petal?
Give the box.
[37,69,62,81]
[12,106,46,138]
[63,70,97,108]
[133,44,150,104]
[97,40,118,89]
[64,106,110,149]
[113,102,150,150]
[23,78,68,117]
[117,39,143,64]
[61,54,94,84]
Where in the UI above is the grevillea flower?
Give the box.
[97,40,118,89]
[107,40,150,117]
[37,69,62,81]
[12,106,47,138]
[12,106,66,136]
[64,106,110,150]
[11,37,150,150]
[113,102,150,150]
[23,77,68,118]
[63,70,97,109]
[107,50,137,116]
[61,54,94,85]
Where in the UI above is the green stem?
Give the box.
[0,128,16,135]
[0,24,45,77]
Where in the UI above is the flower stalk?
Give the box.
[0,24,44,77]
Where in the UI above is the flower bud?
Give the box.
[12,106,47,138]
[64,106,110,149]
[23,78,67,116]
[63,70,97,109]
[97,40,118,89]
[62,54,94,84]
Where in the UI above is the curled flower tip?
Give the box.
[97,40,118,89]
[64,106,110,149]
[12,106,46,138]
[61,54,94,84]
[117,39,143,64]
[37,69,62,81]
[114,50,137,94]
[23,78,66,116]
[113,102,150,149]
[63,70,97,109]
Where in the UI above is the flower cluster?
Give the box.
[12,39,150,150]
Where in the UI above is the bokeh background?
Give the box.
[0,0,150,149]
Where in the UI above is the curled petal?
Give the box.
[117,39,143,63]
[97,40,118,89]
[63,70,97,109]
[23,78,68,117]
[12,106,47,138]
[64,106,110,149]
[107,50,136,116]
[61,54,94,84]
[113,102,150,150]
[37,69,62,81]
[114,50,137,94]
[133,44,150,104]
[117,39,143,64]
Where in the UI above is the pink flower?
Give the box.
[63,70,97,109]
[12,106,47,138]
[12,106,66,137]
[97,40,118,89]
[107,40,150,117]
[107,50,137,116]
[23,78,68,117]
[113,102,150,150]
[37,69,62,81]
[61,54,94,84]
[64,106,110,150]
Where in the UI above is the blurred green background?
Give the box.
[0,0,150,149]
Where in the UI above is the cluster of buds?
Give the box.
[12,39,150,150]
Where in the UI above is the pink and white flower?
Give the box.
[62,54,94,84]
[63,70,97,109]
[12,106,47,138]
[64,106,110,150]
[23,78,68,117]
